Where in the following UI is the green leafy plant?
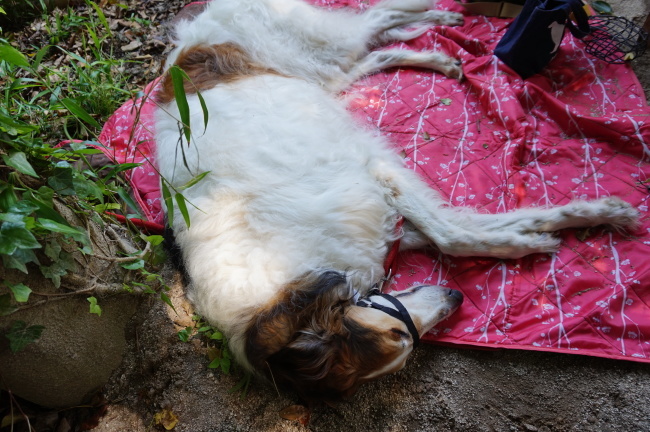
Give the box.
[176,314,250,397]
[178,315,232,372]
[0,0,168,354]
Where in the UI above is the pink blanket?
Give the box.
[97,0,650,362]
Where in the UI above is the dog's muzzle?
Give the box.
[356,288,421,349]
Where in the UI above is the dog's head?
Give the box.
[244,270,463,404]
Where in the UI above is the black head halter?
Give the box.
[356,288,420,349]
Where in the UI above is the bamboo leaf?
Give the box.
[169,66,191,144]
[161,181,174,227]
[32,45,51,71]
[179,171,210,191]
[0,43,31,69]
[60,98,101,129]
[175,193,191,228]
[196,89,209,133]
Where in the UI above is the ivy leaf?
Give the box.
[87,296,102,316]
[9,283,31,303]
[145,235,164,246]
[2,249,40,274]
[121,259,145,270]
[40,250,73,288]
[72,173,104,202]
[2,152,39,178]
[0,294,17,316]
[208,357,221,369]
[40,262,68,288]
[178,327,192,342]
[0,222,41,254]
[4,321,45,353]
[44,239,62,260]
[48,167,76,195]
[220,357,231,374]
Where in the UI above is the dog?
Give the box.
[154,0,638,403]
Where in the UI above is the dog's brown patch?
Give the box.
[244,271,407,404]
[158,43,272,104]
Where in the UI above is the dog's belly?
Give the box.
[155,74,400,330]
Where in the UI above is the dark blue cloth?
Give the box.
[494,0,590,78]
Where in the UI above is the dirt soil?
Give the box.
[7,0,650,431]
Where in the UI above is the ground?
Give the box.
[7,0,650,431]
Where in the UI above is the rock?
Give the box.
[0,200,149,408]
[0,295,138,408]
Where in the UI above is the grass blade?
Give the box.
[87,0,113,37]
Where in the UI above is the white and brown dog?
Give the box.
[154,0,638,403]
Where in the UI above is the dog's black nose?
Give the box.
[448,289,464,303]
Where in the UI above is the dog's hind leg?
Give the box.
[370,162,564,259]
[347,49,463,83]
[363,0,465,35]
[468,197,639,234]
[375,159,638,258]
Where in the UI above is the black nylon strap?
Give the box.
[356,291,420,349]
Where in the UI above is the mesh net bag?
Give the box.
[584,15,648,64]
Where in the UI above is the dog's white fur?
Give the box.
[155,0,638,400]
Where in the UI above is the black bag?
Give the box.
[494,0,591,78]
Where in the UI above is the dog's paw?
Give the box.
[439,56,464,81]
[597,197,640,232]
[423,10,465,27]
[435,11,465,27]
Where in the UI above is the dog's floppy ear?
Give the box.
[244,270,350,372]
